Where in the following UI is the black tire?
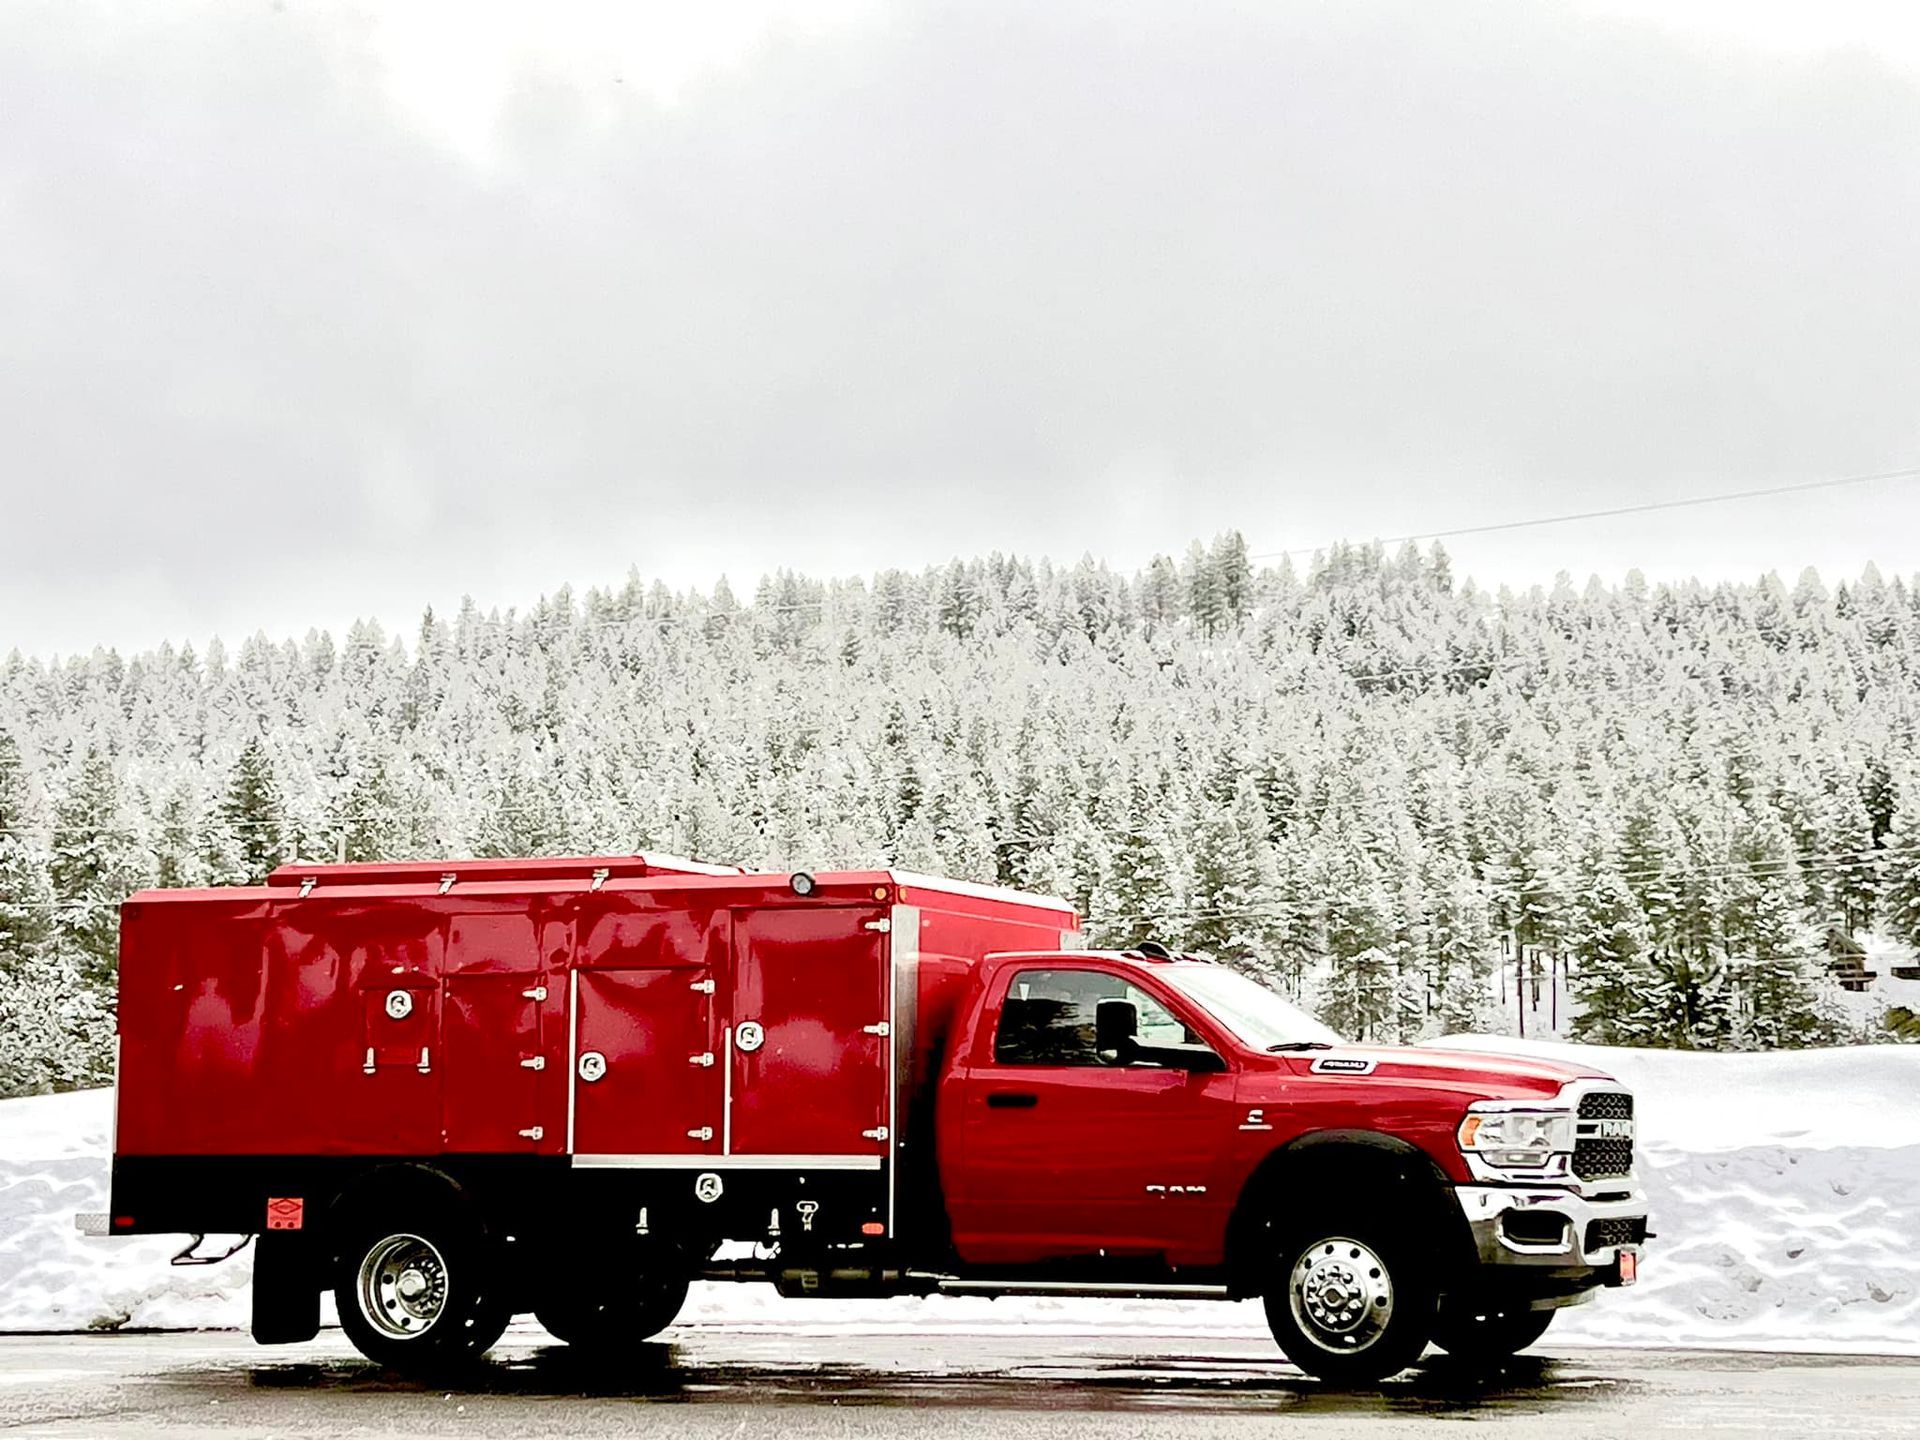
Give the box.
[333,1207,511,1371]
[1263,1216,1438,1384]
[536,1270,689,1351]
[1430,1303,1554,1361]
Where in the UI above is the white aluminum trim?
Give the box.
[722,1023,734,1155]
[565,969,580,1152]
[885,870,1078,915]
[885,905,904,1235]
[571,1153,884,1171]
[636,851,748,877]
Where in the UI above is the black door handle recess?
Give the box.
[987,1091,1039,1109]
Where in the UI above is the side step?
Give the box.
[929,1278,1232,1301]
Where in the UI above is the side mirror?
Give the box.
[1094,998,1139,1062]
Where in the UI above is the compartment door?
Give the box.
[727,907,890,1161]
[442,971,546,1152]
[571,967,722,1158]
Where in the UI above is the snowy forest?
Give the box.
[4,535,1920,1095]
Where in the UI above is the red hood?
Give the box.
[1277,1042,1613,1100]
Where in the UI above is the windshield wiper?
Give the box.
[1266,1041,1333,1052]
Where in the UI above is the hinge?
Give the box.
[862,1126,890,1142]
[686,1126,714,1141]
[517,1126,544,1141]
[689,1052,715,1067]
[519,1056,546,1071]
[689,979,715,994]
[521,985,547,1002]
[438,873,457,895]
[862,1022,891,1037]
[362,1047,375,1075]
[590,867,610,892]
[417,1047,431,1073]
[863,918,891,933]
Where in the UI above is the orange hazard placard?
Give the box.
[265,1197,304,1231]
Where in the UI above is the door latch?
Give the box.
[862,1022,890,1037]
[862,1126,890,1142]
[519,1056,546,1071]
[689,1052,715,1067]
[517,1126,544,1141]
[521,985,547,1002]
[686,1126,714,1142]
[689,978,715,995]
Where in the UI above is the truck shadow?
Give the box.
[236,1342,1634,1416]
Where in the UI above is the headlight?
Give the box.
[1457,1105,1575,1170]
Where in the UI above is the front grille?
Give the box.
[1577,1090,1633,1121]
[1573,1090,1635,1179]
[1573,1136,1633,1179]
[1585,1216,1646,1252]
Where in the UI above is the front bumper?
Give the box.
[1455,1181,1648,1278]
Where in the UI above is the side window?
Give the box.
[993,968,1196,1067]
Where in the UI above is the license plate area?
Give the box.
[1617,1248,1639,1285]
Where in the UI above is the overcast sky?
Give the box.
[4,0,1918,657]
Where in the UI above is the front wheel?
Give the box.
[1429,1303,1554,1361]
[1263,1223,1437,1384]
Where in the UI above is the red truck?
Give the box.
[99,855,1647,1383]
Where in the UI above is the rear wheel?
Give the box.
[1263,1219,1437,1384]
[1430,1303,1554,1361]
[536,1269,690,1352]
[333,1211,510,1371]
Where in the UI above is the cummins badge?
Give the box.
[735,1022,765,1053]
[383,990,413,1020]
[694,1172,724,1204]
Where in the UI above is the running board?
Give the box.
[929,1278,1232,1301]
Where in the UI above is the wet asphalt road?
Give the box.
[1,1327,1917,1438]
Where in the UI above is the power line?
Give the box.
[1247,464,1920,562]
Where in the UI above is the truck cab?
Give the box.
[932,949,1647,1378]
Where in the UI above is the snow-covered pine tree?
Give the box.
[218,736,290,883]
[47,744,143,992]
[1880,770,1920,949]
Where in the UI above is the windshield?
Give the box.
[1155,965,1345,1050]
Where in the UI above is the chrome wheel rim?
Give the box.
[1288,1236,1395,1353]
[357,1233,448,1340]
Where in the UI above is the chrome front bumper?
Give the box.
[1455,1182,1648,1272]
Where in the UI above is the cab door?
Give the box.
[946,963,1237,1267]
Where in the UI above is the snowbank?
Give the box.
[5,1039,1918,1354]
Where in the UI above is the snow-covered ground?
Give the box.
[5,1038,1917,1354]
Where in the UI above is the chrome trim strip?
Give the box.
[571,1154,884,1171]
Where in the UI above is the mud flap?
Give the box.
[251,1231,322,1345]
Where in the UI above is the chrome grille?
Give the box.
[1577,1091,1633,1121]
[1585,1216,1646,1251]
[1573,1090,1635,1179]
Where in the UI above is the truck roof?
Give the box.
[131,858,1078,922]
[262,852,744,887]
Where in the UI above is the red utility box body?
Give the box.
[111,857,1078,1241]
